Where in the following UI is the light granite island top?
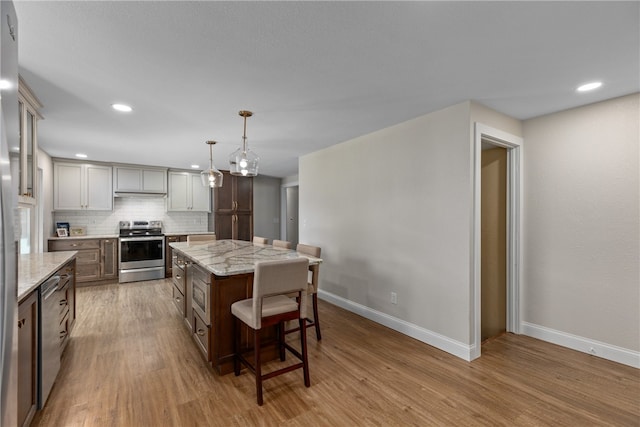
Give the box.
[18,251,77,302]
[169,239,322,277]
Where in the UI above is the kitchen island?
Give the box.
[169,239,322,374]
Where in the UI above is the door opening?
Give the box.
[285,186,299,247]
[471,123,523,360]
[480,144,507,342]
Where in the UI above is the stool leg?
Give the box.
[278,322,286,361]
[234,317,240,376]
[299,318,310,387]
[312,293,322,341]
[254,328,263,406]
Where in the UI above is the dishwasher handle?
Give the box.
[41,275,61,300]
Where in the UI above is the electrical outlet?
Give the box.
[390,292,397,304]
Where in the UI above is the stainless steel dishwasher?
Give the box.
[39,274,61,408]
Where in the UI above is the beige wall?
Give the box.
[300,101,474,345]
[522,93,640,351]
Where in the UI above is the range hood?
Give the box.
[113,191,167,198]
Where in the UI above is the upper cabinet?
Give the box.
[113,166,167,195]
[53,162,113,211]
[167,171,210,212]
[11,77,43,205]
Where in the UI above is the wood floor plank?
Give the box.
[31,279,639,427]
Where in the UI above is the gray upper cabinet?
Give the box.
[113,166,167,195]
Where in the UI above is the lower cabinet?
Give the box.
[48,238,117,284]
[18,291,38,427]
[165,235,186,278]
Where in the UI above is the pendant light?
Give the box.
[229,110,259,176]
[201,140,223,188]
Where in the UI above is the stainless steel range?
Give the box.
[118,220,165,283]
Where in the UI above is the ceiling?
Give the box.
[14,1,639,178]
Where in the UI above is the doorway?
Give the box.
[285,186,299,247]
[471,123,523,360]
[481,145,507,342]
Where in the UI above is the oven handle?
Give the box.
[120,236,164,243]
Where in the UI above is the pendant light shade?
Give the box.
[229,110,259,176]
[201,140,223,188]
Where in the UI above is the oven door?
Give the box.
[119,236,165,269]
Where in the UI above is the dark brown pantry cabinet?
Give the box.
[214,170,253,240]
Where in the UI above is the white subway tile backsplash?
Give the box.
[53,198,208,236]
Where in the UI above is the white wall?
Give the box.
[522,93,639,353]
[300,101,475,353]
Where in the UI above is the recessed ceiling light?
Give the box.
[112,103,133,112]
[75,153,88,158]
[577,81,602,92]
[191,164,200,169]
[0,80,11,90]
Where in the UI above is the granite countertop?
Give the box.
[170,240,322,277]
[18,251,77,302]
[164,231,215,237]
[48,234,118,241]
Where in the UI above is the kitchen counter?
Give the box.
[48,234,118,241]
[164,231,215,237]
[18,251,77,302]
[170,239,322,277]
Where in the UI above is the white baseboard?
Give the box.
[521,321,640,369]
[318,290,473,361]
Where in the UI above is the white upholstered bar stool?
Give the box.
[293,243,322,340]
[252,236,268,244]
[186,234,216,244]
[231,257,310,406]
[272,239,292,249]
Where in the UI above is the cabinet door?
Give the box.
[167,172,189,211]
[114,167,141,191]
[85,165,113,210]
[53,163,83,210]
[142,169,166,192]
[214,171,234,212]
[236,213,253,241]
[101,239,118,279]
[235,176,253,212]
[190,173,210,212]
[215,213,234,240]
[17,291,38,427]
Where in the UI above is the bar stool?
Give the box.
[252,236,268,244]
[231,258,310,405]
[272,239,292,249]
[293,243,322,340]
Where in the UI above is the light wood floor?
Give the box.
[32,279,639,426]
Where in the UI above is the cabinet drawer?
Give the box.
[172,284,185,317]
[49,239,100,251]
[75,249,100,264]
[172,263,185,294]
[192,310,211,360]
[76,263,101,282]
[60,311,70,352]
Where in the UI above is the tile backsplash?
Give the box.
[52,198,208,236]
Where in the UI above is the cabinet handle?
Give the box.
[59,299,68,306]
[176,274,182,280]
[60,330,68,340]
[175,296,182,302]
[196,328,206,336]
[18,319,25,328]
[71,244,78,247]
